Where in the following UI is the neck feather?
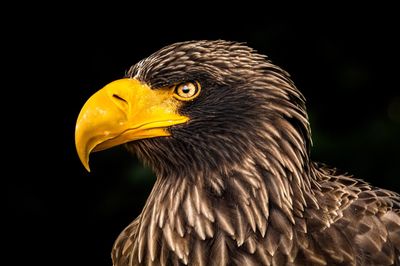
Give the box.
[130,142,318,264]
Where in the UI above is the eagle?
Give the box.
[75,40,400,265]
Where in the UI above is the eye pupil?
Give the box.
[182,86,191,94]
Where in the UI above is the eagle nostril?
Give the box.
[112,94,128,103]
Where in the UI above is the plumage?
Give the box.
[77,40,400,265]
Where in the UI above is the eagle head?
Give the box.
[75,40,310,177]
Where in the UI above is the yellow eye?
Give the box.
[173,82,201,101]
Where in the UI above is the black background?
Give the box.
[6,7,400,265]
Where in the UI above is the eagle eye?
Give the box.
[173,82,201,101]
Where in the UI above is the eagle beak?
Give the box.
[75,78,188,172]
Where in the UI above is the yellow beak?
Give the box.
[75,78,188,172]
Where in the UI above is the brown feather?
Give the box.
[105,40,400,266]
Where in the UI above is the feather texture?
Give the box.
[103,40,400,265]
